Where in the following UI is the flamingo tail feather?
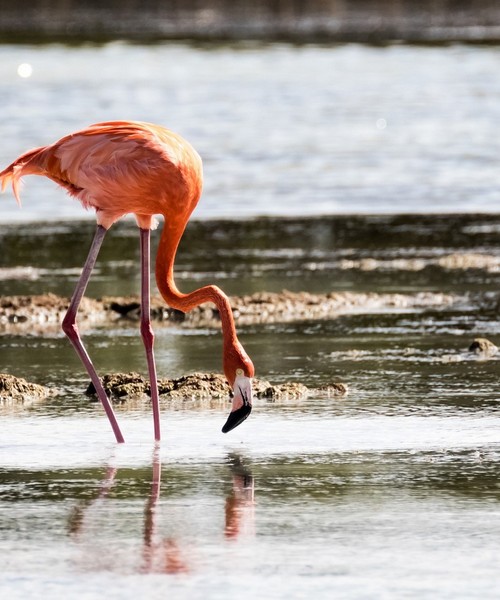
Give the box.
[0,146,46,207]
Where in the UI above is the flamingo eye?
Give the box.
[236,368,244,376]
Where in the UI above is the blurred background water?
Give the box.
[1,37,500,600]
[1,42,500,221]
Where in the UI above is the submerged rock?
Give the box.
[255,380,310,401]
[339,253,500,274]
[468,338,498,358]
[438,253,500,272]
[440,337,499,363]
[318,382,349,397]
[0,372,54,404]
[85,371,345,403]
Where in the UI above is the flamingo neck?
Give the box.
[155,221,239,349]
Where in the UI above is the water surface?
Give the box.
[1,40,500,599]
[1,215,500,598]
[1,42,500,221]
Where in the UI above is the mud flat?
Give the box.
[0,290,457,335]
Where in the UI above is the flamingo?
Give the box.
[0,121,254,443]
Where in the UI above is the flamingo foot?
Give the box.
[222,404,252,433]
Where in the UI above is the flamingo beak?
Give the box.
[222,375,253,433]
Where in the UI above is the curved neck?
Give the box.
[155,220,238,348]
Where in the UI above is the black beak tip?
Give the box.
[222,405,252,434]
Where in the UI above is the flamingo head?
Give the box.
[222,343,254,434]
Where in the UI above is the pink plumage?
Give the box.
[0,121,254,443]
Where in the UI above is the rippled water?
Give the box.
[1,42,500,221]
[1,41,500,599]
[1,214,500,598]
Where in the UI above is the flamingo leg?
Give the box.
[62,225,125,443]
[140,228,161,441]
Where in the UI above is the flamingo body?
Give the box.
[2,121,202,230]
[0,121,254,442]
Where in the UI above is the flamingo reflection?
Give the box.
[68,465,118,539]
[69,450,255,574]
[225,453,255,540]
[141,446,190,574]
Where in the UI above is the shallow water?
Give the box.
[1,418,500,599]
[1,214,500,598]
[2,38,500,599]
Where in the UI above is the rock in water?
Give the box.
[0,373,54,404]
[84,371,345,403]
[468,338,498,358]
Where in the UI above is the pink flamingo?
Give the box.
[0,121,254,442]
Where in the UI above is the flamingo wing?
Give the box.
[1,121,196,228]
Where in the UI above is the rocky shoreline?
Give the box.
[0,290,456,334]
